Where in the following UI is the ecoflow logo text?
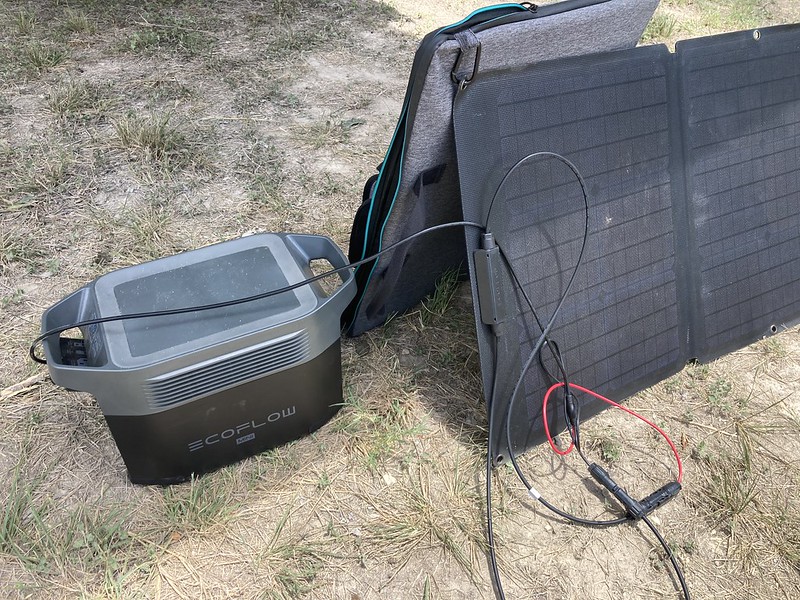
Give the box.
[188,406,296,452]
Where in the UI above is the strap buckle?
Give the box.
[451,40,482,90]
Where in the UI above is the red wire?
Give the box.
[542,382,683,483]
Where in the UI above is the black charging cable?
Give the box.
[485,336,505,600]
[498,248,689,599]
[28,151,689,598]
[484,151,606,515]
[483,153,622,600]
[483,151,579,453]
[29,221,486,364]
[482,151,689,600]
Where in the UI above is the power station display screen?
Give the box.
[114,247,301,357]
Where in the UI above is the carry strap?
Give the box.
[452,30,481,88]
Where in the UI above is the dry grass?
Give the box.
[24,42,68,71]
[1,0,799,599]
[114,113,190,166]
[47,79,110,123]
[62,8,96,35]
[645,0,778,48]
[1,142,79,211]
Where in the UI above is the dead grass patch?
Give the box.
[0,443,154,596]
[333,384,427,471]
[24,42,67,72]
[14,8,37,36]
[161,473,238,533]
[114,113,184,162]
[46,78,111,123]
[62,8,96,35]
[113,112,211,174]
[122,12,217,57]
[0,141,79,211]
[0,229,46,275]
[236,132,292,213]
[361,456,487,580]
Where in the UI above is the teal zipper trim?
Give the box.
[357,3,527,262]
[357,110,408,262]
[350,4,530,329]
[439,3,526,34]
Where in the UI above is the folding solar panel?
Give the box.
[679,26,800,361]
[454,25,800,461]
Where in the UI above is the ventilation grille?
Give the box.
[144,330,310,409]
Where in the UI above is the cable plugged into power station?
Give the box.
[29,151,690,600]
[30,221,487,364]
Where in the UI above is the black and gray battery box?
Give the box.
[41,233,355,485]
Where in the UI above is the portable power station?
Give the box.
[41,233,355,485]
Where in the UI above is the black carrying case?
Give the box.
[344,0,661,335]
[344,2,800,462]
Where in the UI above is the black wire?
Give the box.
[489,152,624,527]
[539,497,626,527]
[642,515,691,600]
[485,154,578,460]
[494,155,586,479]
[487,153,688,600]
[505,271,618,524]
[563,393,591,468]
[537,339,564,385]
[495,246,571,387]
[497,246,589,471]
[29,221,486,364]
[498,247,584,459]
[483,152,605,598]
[486,337,506,600]
[501,255,584,462]
[485,152,573,396]
[484,153,583,467]
[486,441,506,600]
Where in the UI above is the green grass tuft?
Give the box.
[272,0,304,21]
[1,142,76,211]
[770,504,800,570]
[120,202,177,262]
[237,133,295,218]
[63,7,96,34]
[0,231,45,274]
[363,463,486,580]
[255,508,329,599]
[114,112,199,170]
[1,451,143,584]
[702,456,759,528]
[298,118,358,149]
[333,389,426,471]
[162,474,236,532]
[15,9,37,36]
[667,0,773,38]
[0,461,41,559]
[123,16,214,56]
[24,43,67,71]
[421,270,461,324]
[47,79,110,122]
[0,288,26,308]
[641,13,678,43]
